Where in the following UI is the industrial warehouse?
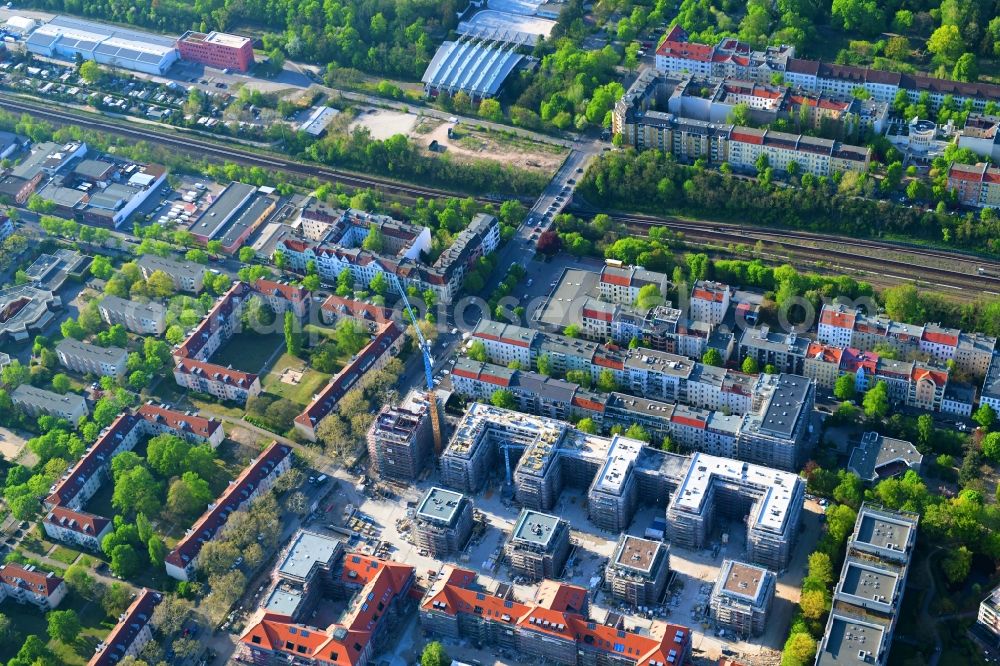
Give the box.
[421,36,528,101]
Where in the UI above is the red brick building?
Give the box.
[177,31,254,72]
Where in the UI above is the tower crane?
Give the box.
[388,274,444,452]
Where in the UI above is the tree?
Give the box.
[831,0,884,36]
[101,582,133,617]
[563,324,581,338]
[61,317,86,340]
[754,153,769,174]
[63,564,95,599]
[90,255,114,279]
[953,53,978,82]
[624,424,651,442]
[807,552,835,588]
[490,389,516,410]
[536,354,552,376]
[145,270,175,298]
[536,230,561,256]
[112,466,162,517]
[833,373,856,401]
[47,609,81,643]
[597,369,617,392]
[469,340,490,363]
[983,432,1000,463]
[863,381,890,420]
[702,348,723,367]
[917,414,935,448]
[833,472,863,509]
[973,404,996,431]
[1,360,27,388]
[284,310,302,357]
[782,632,817,666]
[78,60,104,83]
[882,284,923,323]
[479,98,503,122]
[110,543,141,578]
[942,545,972,584]
[370,271,388,296]
[421,641,448,666]
[799,588,829,621]
[147,434,192,478]
[741,356,759,374]
[635,284,664,310]
[167,472,214,519]
[50,373,71,394]
[362,223,384,253]
[238,246,256,263]
[577,418,598,434]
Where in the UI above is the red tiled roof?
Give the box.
[175,357,259,387]
[807,342,843,364]
[656,40,713,62]
[912,366,948,386]
[295,323,403,429]
[730,131,764,145]
[253,278,309,303]
[165,442,291,571]
[137,403,221,440]
[820,307,856,329]
[594,355,624,370]
[0,563,63,596]
[582,308,613,323]
[173,281,251,360]
[480,372,511,387]
[672,414,706,429]
[88,588,162,666]
[320,295,392,324]
[922,330,959,346]
[46,413,141,507]
[45,506,111,538]
[571,395,605,413]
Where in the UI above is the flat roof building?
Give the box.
[413,487,474,558]
[26,16,178,75]
[604,534,671,608]
[367,393,433,482]
[710,560,776,637]
[816,504,918,666]
[504,509,570,581]
[0,284,60,344]
[177,30,254,72]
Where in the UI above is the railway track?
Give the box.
[614,211,1000,272]
[611,214,1000,293]
[0,94,464,202]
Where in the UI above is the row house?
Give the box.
[294,322,403,441]
[598,264,669,305]
[739,326,810,374]
[0,564,66,611]
[690,280,731,326]
[88,588,162,666]
[165,442,292,580]
[471,319,538,368]
[173,357,261,403]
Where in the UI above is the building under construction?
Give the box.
[412,487,474,558]
[709,559,776,637]
[366,391,434,482]
[604,535,671,608]
[439,404,804,568]
[504,509,570,581]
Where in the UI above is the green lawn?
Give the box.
[48,545,81,566]
[211,332,285,374]
[0,592,112,665]
[261,353,333,406]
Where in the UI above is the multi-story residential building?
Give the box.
[690,280,731,326]
[818,302,857,348]
[98,295,166,335]
[598,263,669,304]
[941,382,975,418]
[294,322,403,441]
[88,588,162,666]
[982,353,1000,413]
[737,373,815,471]
[957,113,1000,162]
[251,278,310,319]
[686,364,755,415]
[440,404,804,568]
[43,405,223,550]
[173,357,261,403]
[604,535,671,608]
[955,332,997,377]
[470,319,538,368]
[951,162,1000,209]
[709,560,776,637]
[847,432,923,484]
[978,585,1000,645]
[739,326,809,374]
[0,563,67,610]
[56,338,128,378]
[165,442,292,580]
[278,210,499,303]
[412,487,474,558]
[909,363,949,412]
[504,510,571,581]
[803,342,844,389]
[261,530,344,621]
[367,393,433,481]
[421,566,692,666]
[655,28,794,81]
[12,384,88,424]
[319,294,392,330]
[136,254,205,293]
[240,555,415,666]
[816,505,918,666]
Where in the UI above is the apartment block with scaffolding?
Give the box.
[366,391,433,482]
[710,560,776,637]
[412,487,474,558]
[604,535,671,608]
[504,509,571,581]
